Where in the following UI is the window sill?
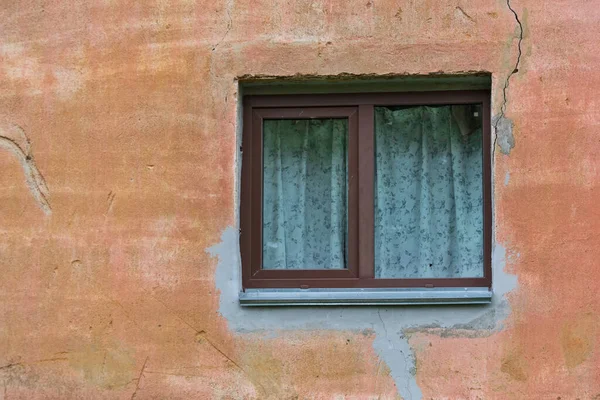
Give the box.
[239,287,492,306]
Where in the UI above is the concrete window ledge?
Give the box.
[239,287,492,306]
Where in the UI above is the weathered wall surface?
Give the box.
[1,0,599,399]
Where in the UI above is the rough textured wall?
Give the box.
[0,0,599,399]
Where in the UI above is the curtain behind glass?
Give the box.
[374,105,483,278]
[262,118,348,270]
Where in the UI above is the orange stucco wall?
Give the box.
[1,0,599,399]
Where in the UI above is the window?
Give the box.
[240,90,491,305]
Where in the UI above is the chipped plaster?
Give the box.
[211,36,522,395]
[495,115,516,155]
[10,0,600,396]
[208,227,517,399]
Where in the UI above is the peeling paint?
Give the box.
[208,227,517,399]
[2,0,599,397]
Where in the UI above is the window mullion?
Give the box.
[358,104,375,279]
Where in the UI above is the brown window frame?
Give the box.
[241,90,492,290]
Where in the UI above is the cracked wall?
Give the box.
[0,121,51,215]
[2,0,600,399]
[209,227,517,400]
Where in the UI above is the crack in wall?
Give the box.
[455,6,475,23]
[213,11,523,395]
[0,122,51,215]
[85,268,271,395]
[209,227,517,400]
[129,356,148,400]
[211,0,233,51]
[0,357,69,371]
[493,0,524,156]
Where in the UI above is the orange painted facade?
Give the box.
[1,0,599,398]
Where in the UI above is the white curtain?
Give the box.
[374,105,484,278]
[262,118,348,269]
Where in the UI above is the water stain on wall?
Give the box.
[561,313,597,370]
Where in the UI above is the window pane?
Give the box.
[374,104,484,278]
[262,118,348,270]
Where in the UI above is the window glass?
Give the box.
[262,118,348,270]
[374,104,484,278]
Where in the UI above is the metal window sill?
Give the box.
[239,287,492,306]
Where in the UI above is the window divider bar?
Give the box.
[358,104,375,279]
[347,110,360,278]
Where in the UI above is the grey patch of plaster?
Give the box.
[504,171,510,186]
[208,227,517,400]
[0,121,51,215]
[494,115,515,155]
